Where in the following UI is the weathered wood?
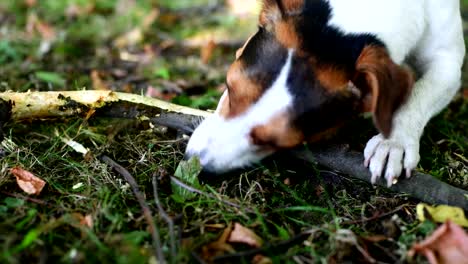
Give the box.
[293,147,468,210]
[0,90,209,121]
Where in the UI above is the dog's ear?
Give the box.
[353,46,414,137]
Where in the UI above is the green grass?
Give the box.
[0,1,467,263]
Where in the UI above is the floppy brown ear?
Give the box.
[353,46,414,137]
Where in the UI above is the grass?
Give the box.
[0,0,467,263]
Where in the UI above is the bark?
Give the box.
[1,91,467,210]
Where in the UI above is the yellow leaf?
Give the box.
[416,203,468,227]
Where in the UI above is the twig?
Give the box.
[152,172,177,263]
[1,191,51,207]
[341,203,409,225]
[99,155,166,264]
[170,176,256,214]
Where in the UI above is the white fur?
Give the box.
[327,0,465,186]
[186,50,295,172]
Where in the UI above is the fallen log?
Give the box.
[1,91,467,210]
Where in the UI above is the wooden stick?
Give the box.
[292,147,468,210]
[100,155,166,263]
[0,90,209,120]
[1,91,467,210]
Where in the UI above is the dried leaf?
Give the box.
[201,40,217,64]
[71,213,94,228]
[201,223,235,261]
[252,254,273,264]
[10,167,46,195]
[417,203,468,227]
[228,222,263,248]
[142,9,160,29]
[24,0,37,8]
[91,70,110,91]
[35,20,56,41]
[114,28,143,48]
[66,3,94,19]
[409,221,468,264]
[81,215,93,228]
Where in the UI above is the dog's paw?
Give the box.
[364,133,420,187]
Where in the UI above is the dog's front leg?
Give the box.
[364,52,464,186]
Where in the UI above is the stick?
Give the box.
[99,155,166,263]
[1,91,467,210]
[152,172,177,263]
[292,147,468,210]
[170,176,256,214]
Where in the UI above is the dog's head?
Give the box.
[186,0,413,173]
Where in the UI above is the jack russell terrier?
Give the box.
[185,0,465,187]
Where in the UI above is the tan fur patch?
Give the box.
[315,65,351,91]
[250,113,304,148]
[275,21,300,49]
[225,61,263,118]
[282,0,304,13]
[307,125,342,143]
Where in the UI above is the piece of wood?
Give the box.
[0,90,209,119]
[293,147,468,210]
[1,91,467,210]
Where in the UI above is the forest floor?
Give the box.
[0,0,467,263]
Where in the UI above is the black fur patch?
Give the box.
[287,56,360,135]
[296,0,385,68]
[238,27,289,92]
[286,0,385,136]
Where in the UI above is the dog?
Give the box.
[186,0,465,187]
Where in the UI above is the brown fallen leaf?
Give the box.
[24,0,37,8]
[252,254,273,264]
[91,70,111,91]
[114,28,143,48]
[35,19,56,41]
[408,221,468,264]
[10,167,46,195]
[228,222,264,248]
[201,223,235,262]
[72,213,94,228]
[66,3,95,19]
[201,40,217,64]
